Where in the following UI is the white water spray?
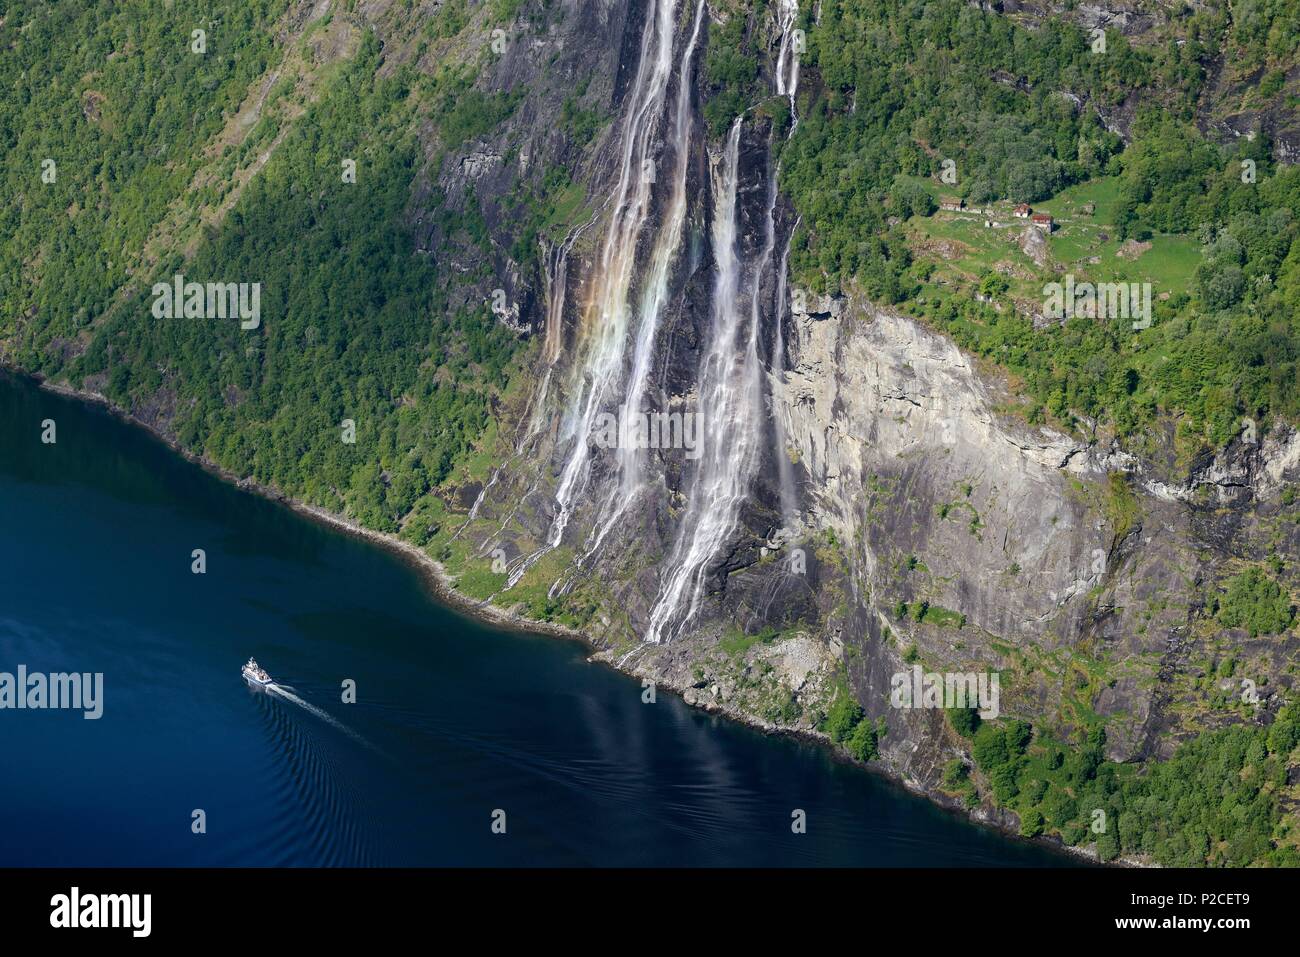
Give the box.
[770,0,804,529]
[267,683,374,751]
[645,5,806,640]
[646,119,764,643]
[511,0,706,597]
[771,213,801,525]
[516,1,807,635]
[618,0,707,494]
[545,0,684,554]
[775,0,801,105]
[575,0,709,570]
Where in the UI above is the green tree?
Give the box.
[823,691,865,743]
[1216,568,1295,637]
[949,706,981,738]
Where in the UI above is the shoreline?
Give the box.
[9,365,1104,866]
[23,371,590,648]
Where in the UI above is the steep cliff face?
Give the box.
[460,0,802,651]
[6,0,1298,861]
[773,298,1300,774]
[408,0,642,329]
[449,0,1300,858]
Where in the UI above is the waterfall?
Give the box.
[540,0,704,556]
[775,0,801,104]
[644,5,806,641]
[645,119,764,644]
[529,215,599,439]
[617,0,707,502]
[544,0,682,554]
[771,213,801,526]
[540,224,582,368]
[513,0,807,634]
[771,0,803,528]
[502,0,703,592]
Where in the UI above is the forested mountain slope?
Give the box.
[4,0,1300,865]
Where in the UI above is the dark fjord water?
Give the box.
[0,372,1075,866]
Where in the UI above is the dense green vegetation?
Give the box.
[910,162,1300,454]
[949,706,981,739]
[784,0,1131,297]
[0,0,290,348]
[54,33,512,530]
[968,708,1300,866]
[893,599,967,628]
[820,684,884,762]
[434,79,523,149]
[99,34,515,531]
[1213,567,1296,638]
[559,78,604,147]
[771,0,1300,455]
[0,3,537,536]
[702,7,760,137]
[782,0,1291,293]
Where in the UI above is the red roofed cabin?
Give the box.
[1031,213,1054,232]
[1013,203,1032,218]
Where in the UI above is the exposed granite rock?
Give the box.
[767,297,1295,776]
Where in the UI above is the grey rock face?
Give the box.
[767,297,1295,774]
[450,0,1300,825]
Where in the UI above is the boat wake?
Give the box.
[266,683,375,753]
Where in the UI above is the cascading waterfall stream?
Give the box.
[461,219,595,548]
[771,213,801,527]
[775,0,801,105]
[503,0,708,594]
[544,0,681,550]
[531,224,584,426]
[770,0,803,529]
[581,0,706,568]
[513,1,806,631]
[645,119,763,644]
[644,4,804,640]
[617,0,707,503]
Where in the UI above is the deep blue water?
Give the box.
[0,371,1076,866]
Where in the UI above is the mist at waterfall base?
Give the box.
[0,373,1077,866]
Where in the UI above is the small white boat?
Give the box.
[241,657,273,687]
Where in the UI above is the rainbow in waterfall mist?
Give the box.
[524,0,808,642]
